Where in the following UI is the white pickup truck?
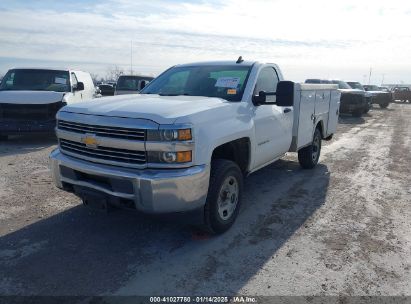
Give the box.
[0,68,96,140]
[49,59,340,233]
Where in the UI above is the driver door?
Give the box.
[252,66,293,168]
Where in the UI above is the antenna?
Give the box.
[236,56,244,64]
[130,40,133,75]
[368,67,372,85]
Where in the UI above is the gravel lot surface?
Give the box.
[0,102,410,297]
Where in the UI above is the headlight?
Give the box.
[147,151,192,163]
[147,128,192,141]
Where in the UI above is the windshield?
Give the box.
[331,80,351,89]
[364,85,379,91]
[305,79,321,84]
[116,76,153,91]
[140,65,252,102]
[0,69,70,92]
[347,82,364,90]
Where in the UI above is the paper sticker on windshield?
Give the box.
[215,77,240,88]
[227,89,237,95]
[55,77,67,84]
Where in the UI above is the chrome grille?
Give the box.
[58,120,146,140]
[59,139,146,165]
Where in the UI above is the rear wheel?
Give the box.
[204,159,243,234]
[298,128,322,169]
[379,102,389,108]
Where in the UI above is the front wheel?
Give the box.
[204,159,243,234]
[298,128,322,169]
[0,134,8,141]
[379,102,389,108]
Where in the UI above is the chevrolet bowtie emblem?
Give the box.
[81,134,98,148]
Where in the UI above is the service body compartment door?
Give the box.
[296,90,316,149]
[315,90,330,134]
[327,90,340,136]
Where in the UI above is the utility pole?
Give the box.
[368,67,372,85]
[130,40,133,75]
[381,74,385,86]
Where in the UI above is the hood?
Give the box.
[367,90,390,94]
[0,90,66,104]
[60,94,230,125]
[339,89,365,95]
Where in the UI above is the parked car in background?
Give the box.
[0,68,97,140]
[50,59,340,234]
[392,87,411,102]
[114,75,154,95]
[363,85,391,108]
[346,81,372,113]
[98,83,115,96]
[306,79,367,117]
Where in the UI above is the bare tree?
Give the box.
[106,65,124,82]
[89,73,100,85]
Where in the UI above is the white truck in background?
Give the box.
[49,59,340,234]
[0,68,97,140]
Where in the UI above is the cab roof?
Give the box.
[10,67,71,71]
[176,60,258,67]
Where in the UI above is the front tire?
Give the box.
[298,128,322,169]
[0,134,8,141]
[379,102,389,108]
[204,159,243,234]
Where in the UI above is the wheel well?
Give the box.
[212,138,250,174]
[316,121,325,138]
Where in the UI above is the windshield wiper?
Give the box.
[158,93,192,96]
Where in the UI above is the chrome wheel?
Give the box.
[312,133,320,161]
[217,176,239,221]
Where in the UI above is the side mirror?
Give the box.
[276,81,294,107]
[252,91,266,105]
[74,82,85,91]
[140,81,146,90]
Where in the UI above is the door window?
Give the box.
[255,67,279,102]
[71,73,78,90]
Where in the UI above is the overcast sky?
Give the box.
[1,0,411,84]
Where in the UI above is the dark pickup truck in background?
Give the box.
[347,81,372,113]
[305,79,367,117]
[363,85,391,108]
[392,87,411,103]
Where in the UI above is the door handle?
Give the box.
[284,108,292,113]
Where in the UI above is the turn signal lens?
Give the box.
[178,129,192,141]
[177,151,192,163]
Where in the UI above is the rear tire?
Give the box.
[298,128,322,169]
[379,102,389,108]
[204,159,243,234]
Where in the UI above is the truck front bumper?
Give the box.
[0,119,56,134]
[49,149,210,214]
[339,102,365,114]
